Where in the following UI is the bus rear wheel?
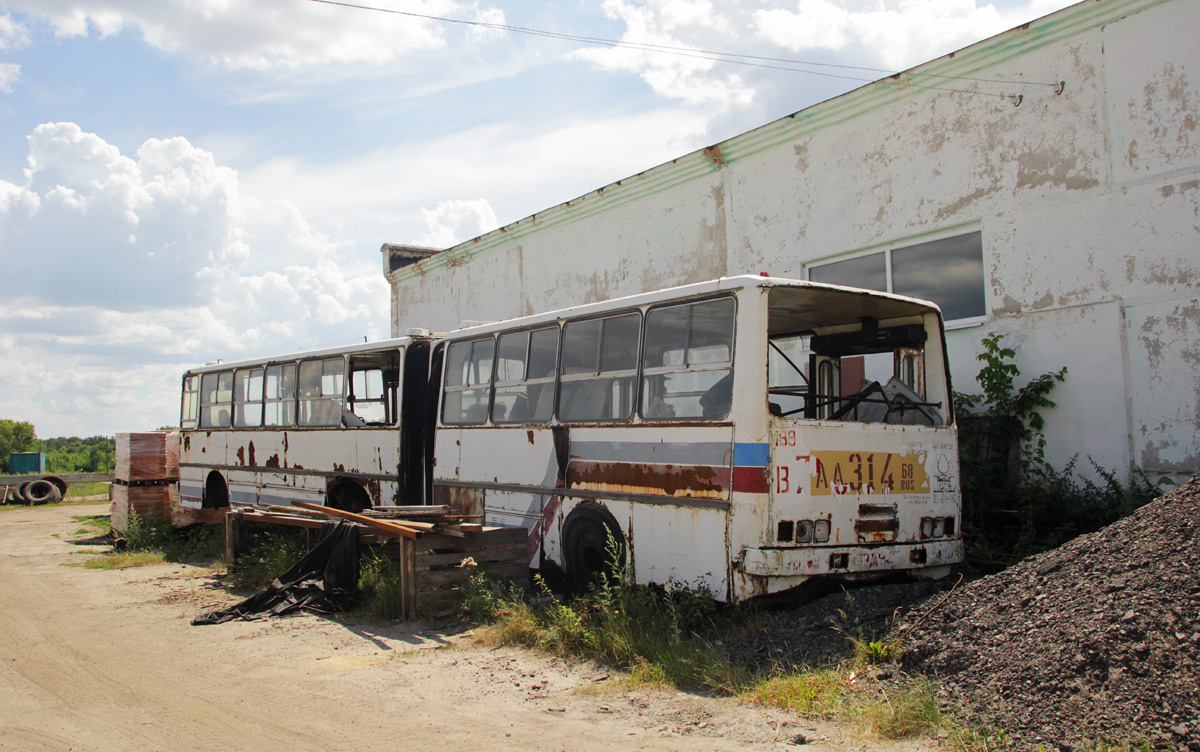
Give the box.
[562,503,625,592]
[327,482,369,514]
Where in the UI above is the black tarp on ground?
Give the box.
[193,519,361,625]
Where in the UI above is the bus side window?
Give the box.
[442,339,494,425]
[234,367,264,427]
[264,364,297,427]
[298,358,345,427]
[199,371,233,428]
[181,375,200,429]
[640,297,734,420]
[493,327,558,424]
[559,313,639,422]
[348,350,400,426]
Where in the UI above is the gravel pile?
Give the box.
[898,475,1200,750]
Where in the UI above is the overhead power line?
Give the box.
[307,0,1065,95]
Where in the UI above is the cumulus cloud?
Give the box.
[418,199,498,248]
[0,0,505,69]
[0,122,390,435]
[0,11,31,49]
[754,0,1009,72]
[570,0,1074,119]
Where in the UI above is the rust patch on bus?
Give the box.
[434,485,483,517]
[858,504,896,516]
[527,429,535,445]
[855,518,899,534]
[248,441,256,467]
[235,446,245,466]
[365,478,381,506]
[568,461,729,499]
[265,454,280,469]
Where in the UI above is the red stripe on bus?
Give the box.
[732,466,770,494]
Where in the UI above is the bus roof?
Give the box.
[183,334,425,376]
[440,274,943,339]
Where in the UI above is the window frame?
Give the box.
[441,337,497,426]
[639,294,737,421]
[491,325,560,425]
[297,356,347,428]
[805,229,986,329]
[556,309,642,424]
[233,367,265,428]
[199,370,234,429]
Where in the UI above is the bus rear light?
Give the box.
[814,519,831,543]
[920,517,955,539]
[777,520,794,542]
[795,520,813,543]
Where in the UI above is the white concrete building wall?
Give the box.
[387,0,1199,486]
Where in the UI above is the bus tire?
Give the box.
[327,481,369,514]
[25,479,62,505]
[561,503,625,592]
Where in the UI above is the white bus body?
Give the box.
[178,336,434,514]
[434,275,962,602]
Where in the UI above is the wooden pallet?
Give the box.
[225,505,528,620]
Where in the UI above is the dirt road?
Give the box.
[0,503,909,752]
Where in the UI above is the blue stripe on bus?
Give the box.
[734,443,770,468]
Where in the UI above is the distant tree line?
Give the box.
[0,419,114,474]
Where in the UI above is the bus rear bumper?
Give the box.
[738,539,963,579]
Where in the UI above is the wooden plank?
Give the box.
[266,505,328,518]
[291,501,422,540]
[417,549,523,568]
[401,537,417,621]
[225,512,241,564]
[368,505,450,516]
[242,512,328,530]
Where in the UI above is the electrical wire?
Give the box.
[307,0,1065,92]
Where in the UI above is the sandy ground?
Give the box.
[0,503,919,752]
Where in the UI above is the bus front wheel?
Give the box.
[561,503,626,592]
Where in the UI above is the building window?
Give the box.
[808,231,985,323]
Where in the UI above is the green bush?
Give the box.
[358,551,407,619]
[955,334,1160,567]
[233,531,308,589]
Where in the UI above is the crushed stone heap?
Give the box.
[899,475,1200,751]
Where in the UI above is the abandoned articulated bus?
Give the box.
[179,275,962,602]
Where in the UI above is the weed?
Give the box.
[854,637,901,665]
[854,678,943,739]
[744,669,847,716]
[946,724,1011,752]
[357,551,407,619]
[955,334,1160,568]
[465,538,741,692]
[80,551,165,569]
[232,531,307,589]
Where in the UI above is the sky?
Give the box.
[0,0,1077,439]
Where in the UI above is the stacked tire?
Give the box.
[6,478,66,505]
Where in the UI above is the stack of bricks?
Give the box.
[110,431,179,533]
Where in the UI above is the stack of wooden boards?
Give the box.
[110,431,178,533]
[228,503,528,620]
